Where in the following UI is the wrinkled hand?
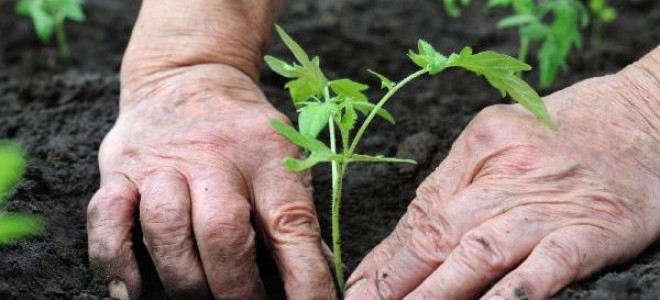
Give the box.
[345,64,660,299]
[86,65,335,299]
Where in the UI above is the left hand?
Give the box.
[343,57,660,299]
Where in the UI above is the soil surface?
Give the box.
[1,0,659,299]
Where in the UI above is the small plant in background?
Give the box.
[588,0,616,44]
[444,0,593,87]
[0,142,44,245]
[266,25,554,294]
[15,0,86,61]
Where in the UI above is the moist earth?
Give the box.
[1,0,659,299]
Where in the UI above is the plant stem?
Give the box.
[54,18,70,61]
[325,87,346,294]
[347,69,427,155]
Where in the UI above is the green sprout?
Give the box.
[265,25,554,294]
[444,0,471,17]
[15,0,86,60]
[445,0,589,87]
[0,142,44,245]
[588,0,616,44]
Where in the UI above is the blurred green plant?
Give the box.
[444,0,593,87]
[15,0,86,60]
[588,0,616,44]
[0,142,44,245]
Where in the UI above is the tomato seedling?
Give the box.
[265,25,554,293]
[0,142,44,245]
[15,0,86,60]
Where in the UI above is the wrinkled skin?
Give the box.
[86,65,336,299]
[345,59,660,299]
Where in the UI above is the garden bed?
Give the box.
[1,0,659,299]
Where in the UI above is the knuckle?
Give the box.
[537,237,581,274]
[409,216,454,264]
[457,229,509,273]
[196,203,255,257]
[266,202,320,242]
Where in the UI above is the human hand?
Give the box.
[86,64,336,299]
[344,51,660,299]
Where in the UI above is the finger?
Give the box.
[190,170,264,298]
[481,226,632,300]
[252,160,336,299]
[346,154,466,288]
[139,168,210,299]
[87,173,141,300]
[345,186,495,300]
[404,209,554,300]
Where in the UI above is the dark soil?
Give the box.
[1,0,659,299]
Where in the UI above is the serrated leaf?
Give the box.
[269,25,328,104]
[0,143,26,204]
[408,40,447,75]
[270,119,330,152]
[448,49,555,128]
[340,99,358,130]
[285,77,322,103]
[264,56,297,78]
[367,69,395,90]
[298,102,333,139]
[329,79,369,102]
[0,214,44,244]
[283,151,333,171]
[349,154,417,165]
[353,102,395,124]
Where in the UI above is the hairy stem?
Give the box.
[325,87,346,294]
[348,69,428,155]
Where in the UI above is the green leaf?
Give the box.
[367,69,395,90]
[15,0,35,15]
[497,14,536,28]
[298,102,333,139]
[340,99,358,130]
[329,79,369,102]
[284,77,323,103]
[353,102,396,124]
[269,25,328,104]
[0,213,44,244]
[283,151,333,171]
[264,55,297,78]
[0,143,26,203]
[448,48,556,128]
[349,154,417,165]
[270,119,331,152]
[444,0,461,17]
[408,40,447,75]
[56,0,85,22]
[275,24,311,66]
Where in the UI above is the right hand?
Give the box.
[86,64,336,299]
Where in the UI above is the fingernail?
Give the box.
[343,278,366,299]
[108,280,130,300]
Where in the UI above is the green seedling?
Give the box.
[266,25,554,294]
[588,0,616,44]
[0,142,44,245]
[445,0,589,87]
[15,0,86,60]
[444,0,471,17]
